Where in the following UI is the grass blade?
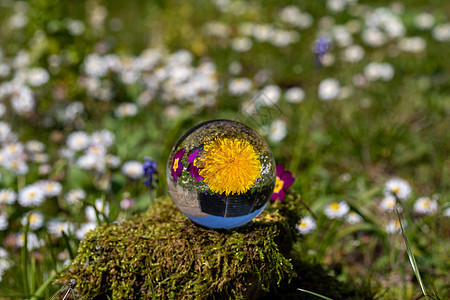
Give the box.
[30,272,57,300]
[22,222,30,297]
[297,288,333,300]
[396,210,429,300]
[62,231,75,260]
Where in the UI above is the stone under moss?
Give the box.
[57,197,294,299]
[56,197,376,299]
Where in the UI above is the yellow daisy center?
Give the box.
[173,158,179,171]
[299,221,307,228]
[29,214,38,223]
[274,177,284,193]
[392,186,400,194]
[46,184,53,192]
[330,202,340,211]
[422,200,429,207]
[196,137,261,195]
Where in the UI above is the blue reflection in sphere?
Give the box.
[166,120,276,229]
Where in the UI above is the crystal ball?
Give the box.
[166,119,276,229]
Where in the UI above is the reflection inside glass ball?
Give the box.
[166,119,276,229]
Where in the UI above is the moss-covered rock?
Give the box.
[56,196,376,299]
[57,197,294,299]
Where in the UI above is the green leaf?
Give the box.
[297,288,333,300]
[396,210,429,300]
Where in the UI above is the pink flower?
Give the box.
[171,148,185,182]
[271,164,295,201]
[187,149,203,182]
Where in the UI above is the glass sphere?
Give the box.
[166,119,276,229]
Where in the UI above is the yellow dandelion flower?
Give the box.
[196,137,261,195]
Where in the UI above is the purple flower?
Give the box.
[271,164,295,201]
[187,149,203,182]
[171,148,185,182]
[143,157,158,189]
[314,36,331,55]
[313,36,331,67]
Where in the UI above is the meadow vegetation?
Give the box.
[0,0,449,298]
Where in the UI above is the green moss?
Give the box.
[57,197,295,299]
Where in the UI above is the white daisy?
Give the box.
[345,211,363,224]
[0,247,11,281]
[327,0,347,13]
[204,21,231,38]
[27,67,49,86]
[76,154,98,171]
[398,37,426,53]
[386,219,406,234]
[38,180,62,197]
[432,23,450,42]
[5,158,28,175]
[285,87,305,104]
[268,119,287,143]
[86,144,107,157]
[84,53,108,77]
[0,122,12,143]
[324,201,350,219]
[295,216,316,235]
[379,195,397,212]
[25,140,46,153]
[114,102,138,118]
[332,25,353,48]
[0,103,5,118]
[16,232,42,250]
[231,36,253,52]
[443,207,450,217]
[11,86,35,114]
[384,178,411,201]
[121,161,144,179]
[0,189,16,205]
[0,214,8,231]
[280,6,302,26]
[253,24,273,42]
[270,30,299,47]
[76,222,97,240]
[31,153,49,164]
[47,220,74,237]
[66,19,85,36]
[0,63,11,78]
[67,131,90,151]
[364,62,394,82]
[318,78,340,101]
[64,189,86,205]
[414,13,435,30]
[20,211,44,230]
[18,185,45,207]
[91,130,115,148]
[2,142,25,158]
[85,198,110,222]
[342,44,364,63]
[319,53,335,67]
[413,197,438,215]
[228,78,253,95]
[361,28,386,47]
[105,154,121,168]
[259,85,281,106]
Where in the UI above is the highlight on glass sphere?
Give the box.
[166,119,276,229]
